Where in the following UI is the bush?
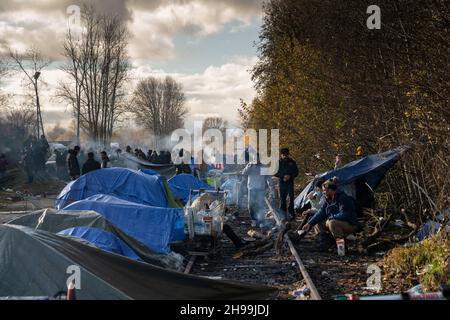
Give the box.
[381,232,450,291]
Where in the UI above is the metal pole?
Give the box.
[77,102,80,145]
[35,77,45,138]
[35,82,40,138]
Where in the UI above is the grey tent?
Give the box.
[0,224,276,300]
[7,209,183,271]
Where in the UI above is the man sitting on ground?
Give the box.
[297,178,326,230]
[302,179,360,251]
[82,152,101,175]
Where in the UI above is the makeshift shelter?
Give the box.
[122,153,176,178]
[58,227,142,261]
[141,169,183,208]
[63,194,186,252]
[294,146,409,214]
[0,225,276,300]
[55,168,173,210]
[8,209,183,270]
[168,174,214,204]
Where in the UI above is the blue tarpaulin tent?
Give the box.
[168,174,214,204]
[55,168,169,210]
[140,169,159,176]
[63,194,185,253]
[295,146,409,210]
[58,227,142,261]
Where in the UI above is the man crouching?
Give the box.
[301,179,360,253]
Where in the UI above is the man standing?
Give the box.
[24,149,35,184]
[82,152,101,175]
[275,148,299,220]
[55,150,66,180]
[242,154,268,228]
[100,151,110,169]
[68,148,81,180]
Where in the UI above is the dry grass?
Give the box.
[381,232,450,291]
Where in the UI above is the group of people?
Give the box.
[241,147,361,253]
[67,146,110,181]
[22,135,50,183]
[125,146,172,165]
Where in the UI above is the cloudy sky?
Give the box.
[0,0,263,129]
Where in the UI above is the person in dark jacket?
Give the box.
[302,179,359,244]
[100,151,110,169]
[82,152,101,175]
[67,149,80,180]
[24,150,35,184]
[55,149,67,180]
[274,148,299,220]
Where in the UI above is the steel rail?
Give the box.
[265,197,322,300]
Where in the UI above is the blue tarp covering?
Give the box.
[141,169,160,176]
[58,227,142,261]
[168,174,214,204]
[55,168,169,210]
[295,146,408,209]
[416,208,450,241]
[63,194,185,253]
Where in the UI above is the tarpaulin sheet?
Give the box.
[122,153,176,179]
[168,174,214,204]
[141,170,183,208]
[141,169,159,176]
[55,168,170,210]
[295,146,408,209]
[63,195,185,253]
[58,227,142,261]
[7,209,183,270]
[0,225,276,300]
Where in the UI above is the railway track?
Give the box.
[183,200,322,300]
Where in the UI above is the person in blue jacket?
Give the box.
[302,178,360,244]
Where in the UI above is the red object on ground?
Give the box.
[67,281,76,300]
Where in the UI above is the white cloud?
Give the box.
[0,1,262,129]
[0,0,263,60]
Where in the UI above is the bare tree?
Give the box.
[202,116,229,134]
[202,117,229,147]
[0,103,35,160]
[8,47,51,138]
[59,4,130,146]
[0,57,8,108]
[0,55,7,81]
[131,76,188,139]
